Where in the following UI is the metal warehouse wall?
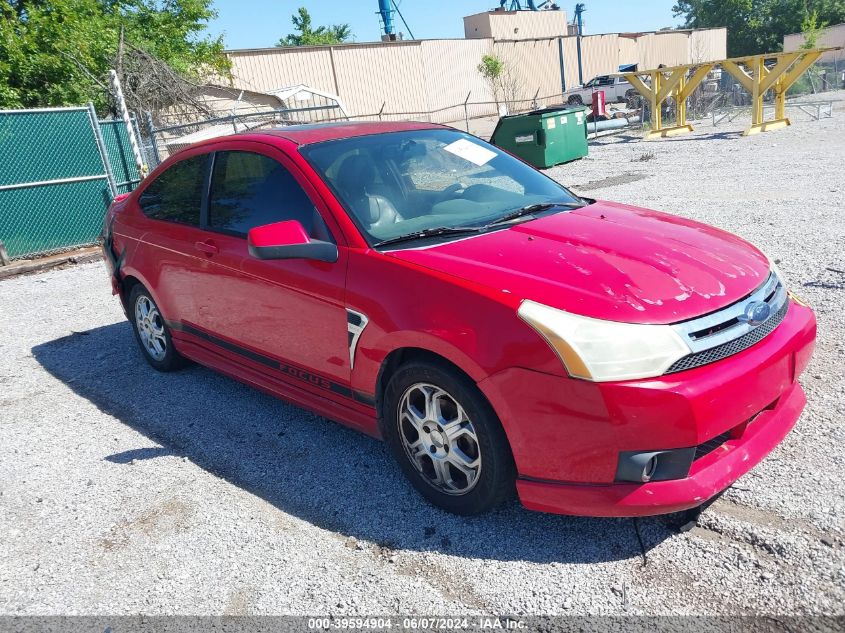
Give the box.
[420,39,495,120]
[493,38,564,98]
[224,28,727,121]
[689,27,727,62]
[228,46,337,95]
[636,32,690,68]
[332,43,427,115]
[567,34,622,83]
[784,23,844,62]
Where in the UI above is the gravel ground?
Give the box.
[1,102,843,617]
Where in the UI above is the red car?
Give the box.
[102,122,816,517]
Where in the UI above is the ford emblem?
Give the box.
[742,301,771,326]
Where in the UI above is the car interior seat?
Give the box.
[333,154,403,233]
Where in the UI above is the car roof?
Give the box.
[243,120,446,146]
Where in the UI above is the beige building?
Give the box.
[464,9,569,40]
[214,11,726,125]
[784,23,845,62]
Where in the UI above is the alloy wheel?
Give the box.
[134,295,167,361]
[397,383,482,495]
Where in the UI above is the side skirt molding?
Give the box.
[167,320,375,406]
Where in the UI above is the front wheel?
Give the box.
[383,361,515,515]
[567,94,584,106]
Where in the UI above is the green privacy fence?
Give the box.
[99,117,144,195]
[0,105,143,260]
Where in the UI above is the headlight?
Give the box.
[757,248,787,288]
[763,253,809,305]
[518,300,691,382]
[767,257,788,289]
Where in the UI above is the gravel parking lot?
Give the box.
[1,101,843,617]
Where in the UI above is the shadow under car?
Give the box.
[32,320,682,564]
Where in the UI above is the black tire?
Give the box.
[567,94,583,106]
[128,284,187,372]
[382,360,516,515]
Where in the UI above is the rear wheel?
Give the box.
[129,284,186,372]
[383,361,515,515]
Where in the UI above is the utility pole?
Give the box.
[574,3,586,86]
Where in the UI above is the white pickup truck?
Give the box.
[565,75,638,105]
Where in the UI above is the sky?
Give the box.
[207,1,682,50]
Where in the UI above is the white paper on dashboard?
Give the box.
[442,138,497,166]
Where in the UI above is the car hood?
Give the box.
[385,201,770,324]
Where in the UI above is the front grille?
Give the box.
[694,431,731,461]
[666,300,789,373]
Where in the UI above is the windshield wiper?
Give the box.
[374,200,588,248]
[374,225,485,248]
[486,200,586,227]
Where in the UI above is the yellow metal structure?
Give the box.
[617,48,840,139]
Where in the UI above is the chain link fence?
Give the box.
[99,115,145,195]
[140,93,575,165]
[0,105,142,261]
[142,104,344,168]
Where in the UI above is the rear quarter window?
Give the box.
[138,155,208,225]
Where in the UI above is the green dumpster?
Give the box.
[490,106,588,169]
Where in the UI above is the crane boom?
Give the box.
[377,0,414,40]
[378,0,394,35]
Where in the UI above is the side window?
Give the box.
[208,151,330,240]
[138,155,208,225]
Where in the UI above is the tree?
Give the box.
[0,0,230,112]
[477,54,523,109]
[672,0,845,57]
[800,9,829,48]
[278,7,352,47]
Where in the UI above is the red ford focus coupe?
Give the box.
[102,122,816,517]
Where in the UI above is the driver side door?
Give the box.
[185,143,353,404]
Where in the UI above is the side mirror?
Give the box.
[247,220,338,263]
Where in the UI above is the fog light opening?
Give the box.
[616,447,696,484]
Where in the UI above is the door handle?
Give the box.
[194,240,218,255]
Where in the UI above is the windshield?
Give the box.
[300,128,580,245]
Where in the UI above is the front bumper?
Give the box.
[478,301,816,517]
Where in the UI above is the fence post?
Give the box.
[144,111,161,165]
[0,241,10,266]
[464,92,471,132]
[87,103,118,199]
[378,102,386,121]
[108,70,145,177]
[130,115,147,169]
[557,36,567,94]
